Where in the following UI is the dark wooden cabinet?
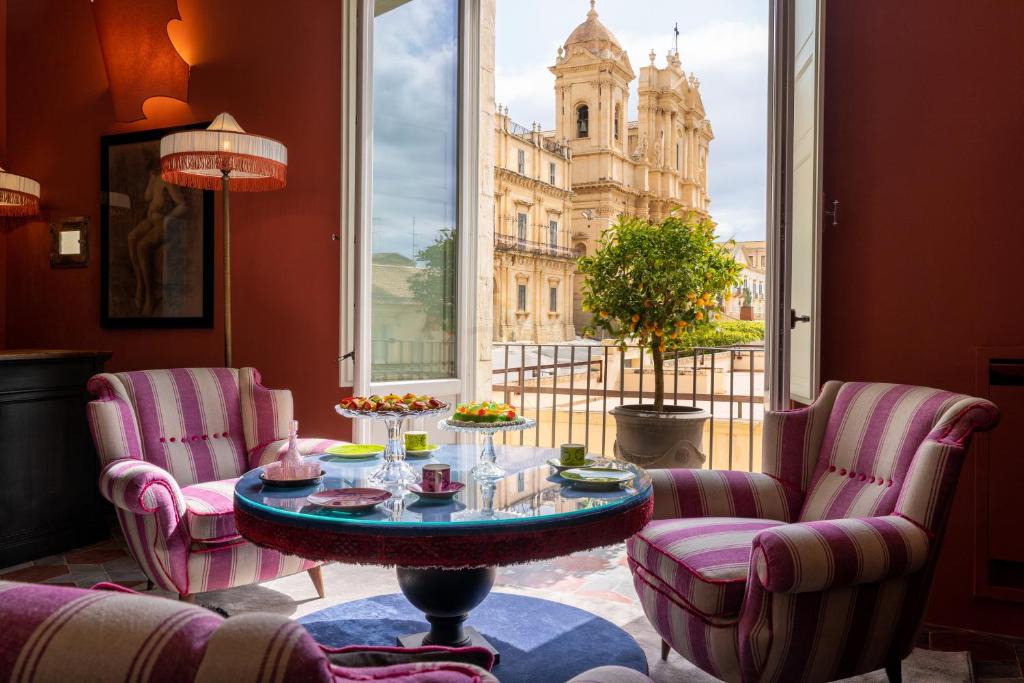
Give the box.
[0,350,111,568]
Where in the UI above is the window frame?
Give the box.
[343,0,483,431]
[576,103,589,139]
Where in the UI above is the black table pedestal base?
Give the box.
[398,626,500,662]
[395,565,500,662]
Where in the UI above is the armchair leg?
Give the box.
[178,593,195,603]
[308,566,326,599]
[885,659,902,683]
[661,639,671,661]
[145,580,153,591]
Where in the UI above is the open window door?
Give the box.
[346,0,482,444]
[767,0,825,408]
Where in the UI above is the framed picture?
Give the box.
[100,124,213,328]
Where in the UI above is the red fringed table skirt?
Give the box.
[235,495,653,569]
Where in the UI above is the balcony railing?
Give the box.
[495,233,575,260]
[491,342,765,472]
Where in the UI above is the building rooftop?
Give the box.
[564,1,621,52]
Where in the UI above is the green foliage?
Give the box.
[577,212,742,410]
[577,213,742,351]
[408,228,456,334]
[680,320,764,350]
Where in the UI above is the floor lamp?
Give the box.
[0,165,41,217]
[160,113,287,367]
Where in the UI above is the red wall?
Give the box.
[2,0,351,439]
[823,1,1024,633]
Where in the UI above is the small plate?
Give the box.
[260,470,325,488]
[325,444,385,458]
[405,444,440,458]
[407,481,466,500]
[560,467,635,490]
[307,488,391,512]
[546,457,597,473]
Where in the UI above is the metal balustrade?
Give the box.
[491,342,766,472]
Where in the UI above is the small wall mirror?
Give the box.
[50,216,89,268]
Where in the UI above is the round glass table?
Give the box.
[234,444,652,658]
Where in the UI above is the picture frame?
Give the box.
[100,124,213,328]
[50,216,90,268]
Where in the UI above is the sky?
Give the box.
[496,0,769,242]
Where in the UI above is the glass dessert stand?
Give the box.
[335,403,451,486]
[438,417,536,481]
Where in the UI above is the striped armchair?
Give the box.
[626,381,999,683]
[87,367,345,601]
[0,580,498,683]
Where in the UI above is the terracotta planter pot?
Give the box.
[609,404,709,469]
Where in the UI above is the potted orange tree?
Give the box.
[578,213,741,468]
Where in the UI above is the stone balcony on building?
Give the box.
[494,233,575,260]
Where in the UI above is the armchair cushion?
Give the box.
[99,458,186,517]
[649,469,801,522]
[627,517,784,618]
[181,478,241,542]
[752,515,930,594]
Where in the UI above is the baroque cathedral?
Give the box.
[493,0,714,342]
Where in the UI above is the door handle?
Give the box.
[790,309,810,330]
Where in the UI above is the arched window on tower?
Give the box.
[614,104,621,141]
[576,104,589,138]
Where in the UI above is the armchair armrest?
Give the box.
[752,515,930,594]
[649,469,802,522]
[99,458,186,517]
[239,367,294,452]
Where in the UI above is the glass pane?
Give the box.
[370,0,458,382]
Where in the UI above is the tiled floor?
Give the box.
[3,533,1022,682]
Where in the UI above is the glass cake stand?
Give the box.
[335,403,451,486]
[438,417,536,481]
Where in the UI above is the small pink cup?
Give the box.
[421,463,451,492]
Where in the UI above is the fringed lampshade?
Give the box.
[0,166,41,217]
[160,113,287,191]
[159,113,287,368]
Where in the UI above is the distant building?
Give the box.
[493,1,715,340]
[721,241,766,320]
[492,111,577,343]
[552,2,714,332]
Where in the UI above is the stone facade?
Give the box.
[722,241,767,320]
[549,1,714,332]
[492,110,577,342]
[490,0,714,341]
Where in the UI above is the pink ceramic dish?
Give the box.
[407,481,466,500]
[306,488,392,512]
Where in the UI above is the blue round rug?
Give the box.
[298,592,648,682]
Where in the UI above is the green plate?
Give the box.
[405,444,440,458]
[325,444,385,459]
[546,457,597,473]
[560,467,635,490]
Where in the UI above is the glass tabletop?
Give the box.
[235,445,651,533]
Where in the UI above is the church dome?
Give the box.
[564,1,621,52]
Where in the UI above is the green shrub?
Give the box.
[680,320,764,350]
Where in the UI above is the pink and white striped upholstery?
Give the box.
[0,581,500,683]
[181,478,241,542]
[629,518,783,619]
[627,380,999,682]
[87,367,346,597]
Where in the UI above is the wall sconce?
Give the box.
[0,166,41,217]
[91,0,189,122]
[50,217,90,268]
